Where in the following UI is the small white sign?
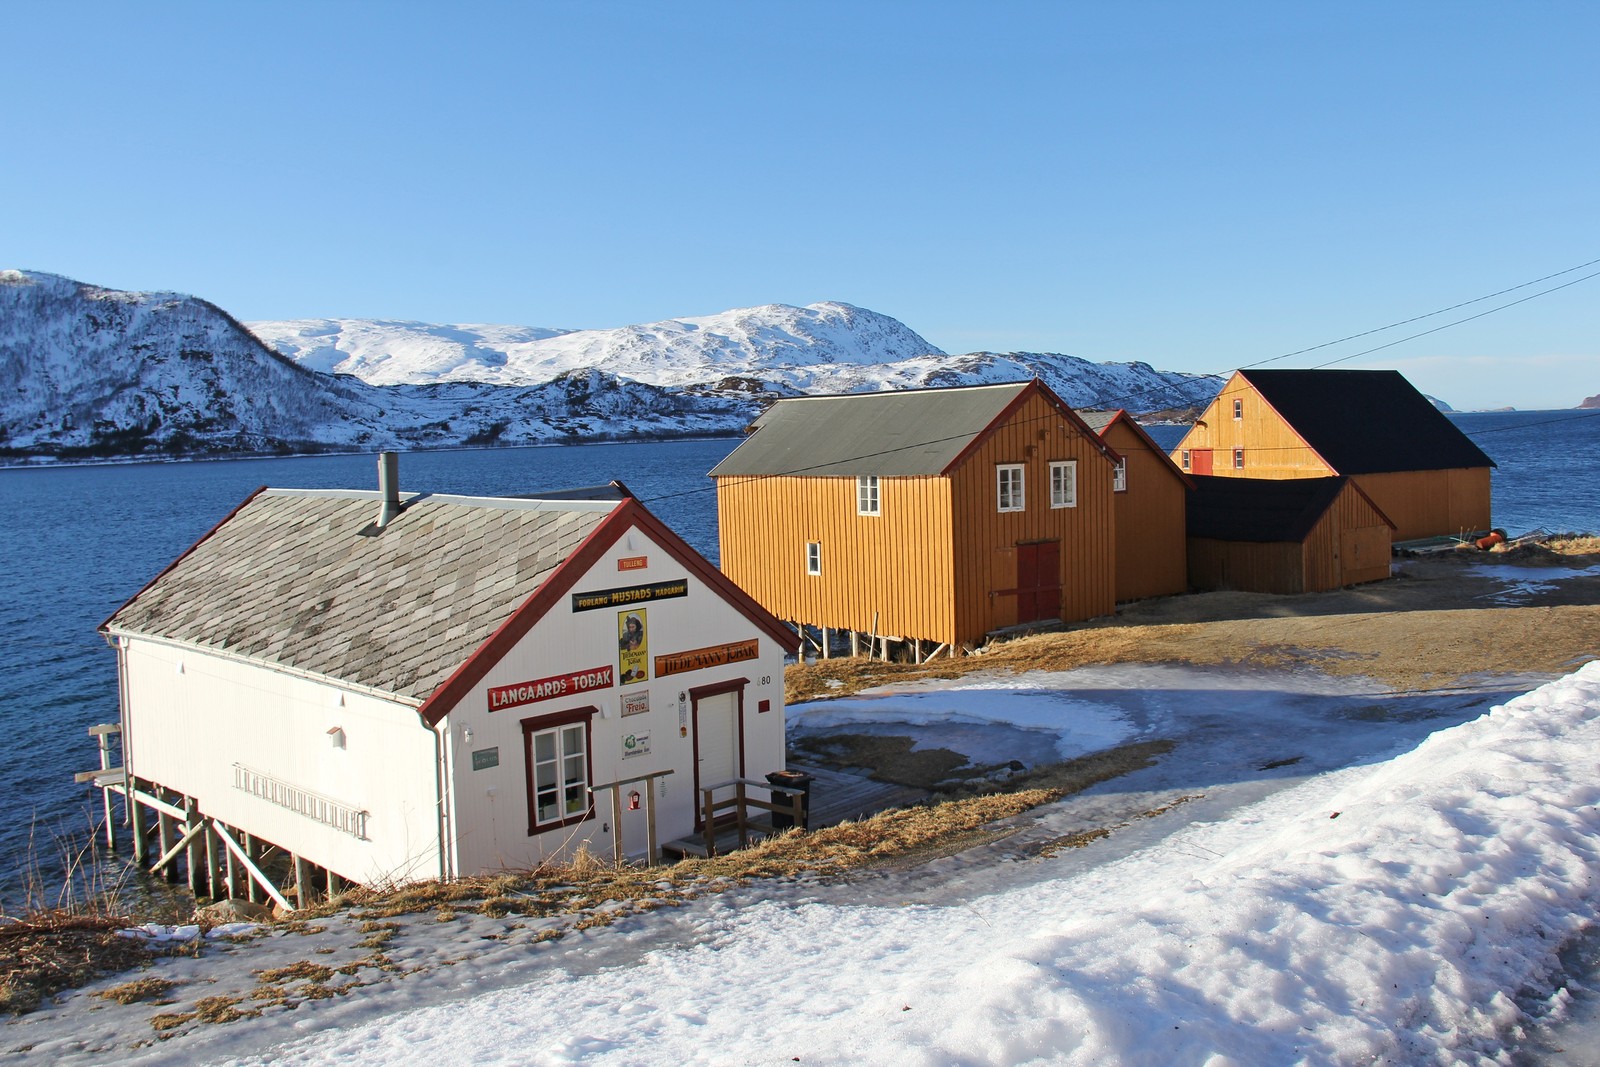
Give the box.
[622,731,651,760]
[621,690,650,718]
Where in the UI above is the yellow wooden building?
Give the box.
[1169,369,1493,542]
[1078,409,1192,602]
[711,380,1121,656]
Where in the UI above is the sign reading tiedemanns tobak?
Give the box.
[654,639,760,678]
[488,666,614,712]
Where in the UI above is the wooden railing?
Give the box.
[590,769,674,864]
[698,777,806,857]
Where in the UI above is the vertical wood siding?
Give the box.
[717,474,956,644]
[1188,482,1392,594]
[715,389,1118,649]
[1170,378,1332,479]
[1353,468,1491,542]
[1101,422,1188,600]
[948,393,1116,643]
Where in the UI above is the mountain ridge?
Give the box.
[3,269,1226,462]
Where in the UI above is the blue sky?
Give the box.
[5,2,1596,410]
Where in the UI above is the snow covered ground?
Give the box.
[9,661,1600,1066]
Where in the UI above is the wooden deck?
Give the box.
[659,763,930,859]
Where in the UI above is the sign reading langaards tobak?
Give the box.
[654,639,759,678]
[571,579,688,613]
[488,666,614,712]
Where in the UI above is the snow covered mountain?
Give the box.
[250,308,1224,414]
[2,270,1224,462]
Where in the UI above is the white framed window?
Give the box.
[1049,461,1078,508]
[1181,450,1190,471]
[806,541,821,576]
[1233,398,1243,420]
[856,475,880,516]
[1233,448,1245,469]
[997,464,1025,512]
[522,710,593,832]
[1112,457,1127,493]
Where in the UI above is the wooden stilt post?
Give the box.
[328,871,343,897]
[92,727,117,850]
[244,833,260,904]
[185,798,203,897]
[849,630,860,657]
[610,786,625,865]
[646,780,660,863]
[821,627,831,660]
[203,822,220,901]
[294,854,311,909]
[158,801,176,883]
[129,777,148,864]
[212,825,293,912]
[222,823,239,899]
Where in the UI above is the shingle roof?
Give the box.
[1241,370,1495,474]
[104,489,614,703]
[1186,475,1391,542]
[1075,410,1117,435]
[708,382,1035,478]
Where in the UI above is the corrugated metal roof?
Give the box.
[104,490,614,703]
[708,382,1033,477]
[1242,370,1495,473]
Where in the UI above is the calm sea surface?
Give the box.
[2,411,1597,904]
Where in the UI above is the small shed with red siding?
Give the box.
[1186,474,1395,595]
[711,380,1121,657]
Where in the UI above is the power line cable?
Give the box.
[1236,255,1600,372]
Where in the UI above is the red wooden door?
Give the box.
[1015,541,1061,623]
[1191,449,1213,475]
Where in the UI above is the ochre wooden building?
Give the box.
[1186,475,1395,594]
[1169,369,1493,542]
[1078,409,1192,602]
[711,380,1121,656]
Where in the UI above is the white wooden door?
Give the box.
[694,690,740,826]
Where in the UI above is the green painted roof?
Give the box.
[709,382,1034,478]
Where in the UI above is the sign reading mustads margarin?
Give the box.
[570,579,688,613]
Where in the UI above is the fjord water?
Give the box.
[1,411,1597,906]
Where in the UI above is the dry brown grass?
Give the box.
[95,976,177,1005]
[1,913,156,1015]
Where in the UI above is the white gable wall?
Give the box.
[441,521,788,874]
[118,637,441,886]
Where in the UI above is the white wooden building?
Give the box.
[100,458,798,899]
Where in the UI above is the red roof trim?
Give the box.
[100,485,269,635]
[417,497,799,727]
[1235,371,1337,473]
[939,380,1119,476]
[1098,409,1195,489]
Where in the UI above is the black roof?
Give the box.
[1242,370,1495,474]
[1186,475,1392,542]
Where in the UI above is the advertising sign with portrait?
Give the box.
[618,608,648,683]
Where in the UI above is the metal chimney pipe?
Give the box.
[377,451,401,528]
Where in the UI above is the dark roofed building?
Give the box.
[1186,474,1394,594]
[1169,369,1493,541]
